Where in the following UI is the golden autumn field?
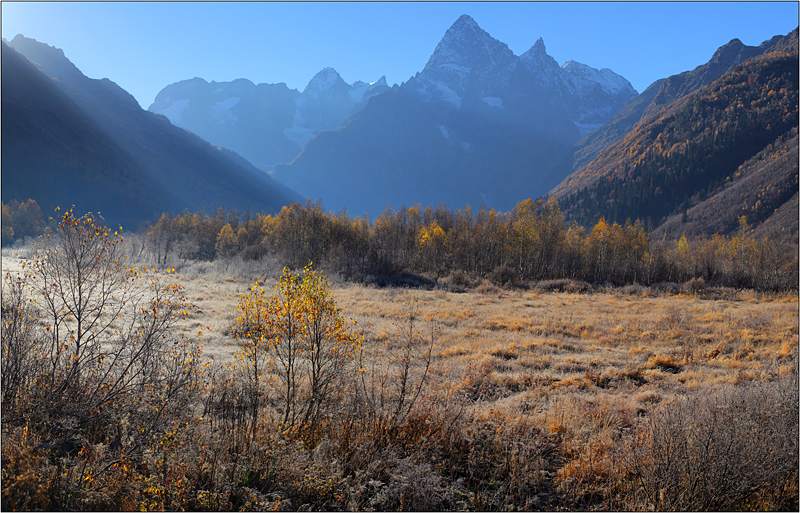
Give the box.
[2,238,798,511]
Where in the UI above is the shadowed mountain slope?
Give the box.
[2,38,300,229]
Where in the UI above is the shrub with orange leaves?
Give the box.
[231,264,362,440]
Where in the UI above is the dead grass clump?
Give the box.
[551,376,594,390]
[476,280,503,295]
[631,390,662,404]
[554,359,588,375]
[599,364,648,388]
[645,354,683,374]
[657,306,690,332]
[488,344,519,360]
[439,344,471,358]
[518,355,550,370]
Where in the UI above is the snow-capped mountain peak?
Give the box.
[561,60,634,96]
[413,14,520,105]
[302,67,348,97]
[370,76,388,87]
[349,75,390,103]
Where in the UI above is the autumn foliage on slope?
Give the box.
[557,47,798,231]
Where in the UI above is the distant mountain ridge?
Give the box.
[2,36,300,229]
[563,32,792,177]
[149,68,391,172]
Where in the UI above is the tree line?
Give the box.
[141,198,798,291]
[2,199,46,246]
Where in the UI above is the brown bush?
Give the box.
[622,376,799,511]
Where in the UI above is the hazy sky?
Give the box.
[2,2,798,109]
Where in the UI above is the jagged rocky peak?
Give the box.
[562,60,636,96]
[519,37,562,77]
[530,37,547,57]
[302,67,348,96]
[413,14,520,106]
[349,75,390,103]
[424,14,515,74]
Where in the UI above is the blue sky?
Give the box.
[2,2,798,109]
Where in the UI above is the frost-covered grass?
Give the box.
[3,253,797,511]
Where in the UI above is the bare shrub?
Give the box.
[534,278,592,293]
[623,376,799,511]
[1,210,203,510]
[683,276,705,293]
[370,457,465,511]
[651,281,682,294]
[488,264,516,287]
[619,283,647,296]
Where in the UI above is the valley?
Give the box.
[1,6,798,511]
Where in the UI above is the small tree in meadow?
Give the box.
[231,264,362,440]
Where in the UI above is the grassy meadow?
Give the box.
[2,242,798,511]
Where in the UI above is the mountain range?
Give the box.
[3,16,797,241]
[151,15,637,216]
[2,35,300,230]
[148,69,391,173]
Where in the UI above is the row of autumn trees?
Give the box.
[143,198,798,291]
[1,199,46,246]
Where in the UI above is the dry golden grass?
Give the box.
[126,262,797,439]
[4,254,796,407]
[3,253,797,510]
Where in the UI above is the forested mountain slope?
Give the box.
[554,31,798,237]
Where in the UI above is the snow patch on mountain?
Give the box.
[159,99,190,125]
[435,81,462,108]
[348,76,389,103]
[210,97,240,122]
